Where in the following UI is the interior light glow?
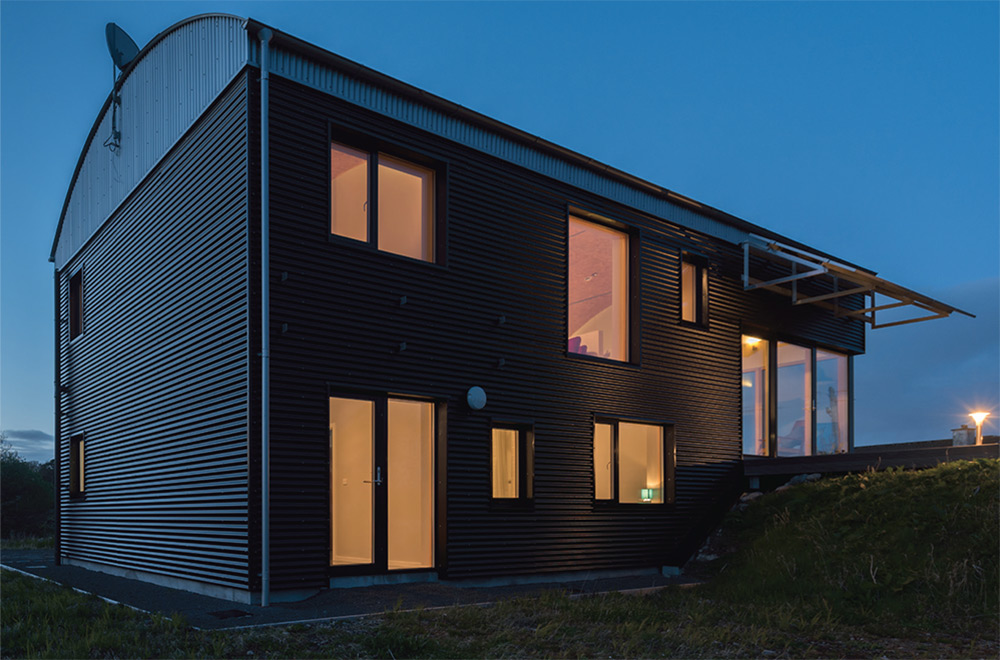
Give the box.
[744,336,762,346]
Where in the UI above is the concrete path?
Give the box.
[1,549,699,630]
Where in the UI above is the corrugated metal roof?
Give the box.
[52,14,248,269]
[53,14,863,272]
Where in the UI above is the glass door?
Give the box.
[329,396,435,574]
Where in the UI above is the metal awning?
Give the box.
[741,234,975,329]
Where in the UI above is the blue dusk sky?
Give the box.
[1,1,997,462]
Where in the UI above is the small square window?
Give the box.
[491,426,534,500]
[69,434,85,496]
[593,420,674,504]
[69,270,84,339]
[681,256,708,325]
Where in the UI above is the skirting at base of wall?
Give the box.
[62,556,253,604]
[444,566,679,589]
[330,571,439,589]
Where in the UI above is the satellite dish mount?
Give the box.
[103,23,139,153]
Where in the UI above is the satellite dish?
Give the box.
[105,23,139,71]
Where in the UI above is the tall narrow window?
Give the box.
[567,215,629,361]
[593,422,614,500]
[330,140,437,263]
[816,350,849,454]
[69,270,84,339]
[681,256,708,325]
[741,336,769,456]
[69,434,85,496]
[777,342,812,457]
[330,142,370,242]
[593,420,674,504]
[329,397,375,566]
[491,426,533,500]
[387,399,435,570]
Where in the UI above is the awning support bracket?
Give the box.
[741,234,974,328]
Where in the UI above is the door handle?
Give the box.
[363,466,383,485]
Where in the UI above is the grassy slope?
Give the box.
[2,459,997,659]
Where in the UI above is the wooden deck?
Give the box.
[743,440,998,478]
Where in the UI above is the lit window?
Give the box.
[594,420,674,504]
[567,215,629,361]
[816,350,849,454]
[741,337,852,457]
[69,434,85,496]
[491,427,533,500]
[330,140,436,262]
[594,423,614,500]
[69,270,84,339]
[741,335,769,456]
[681,256,708,325]
[777,342,812,457]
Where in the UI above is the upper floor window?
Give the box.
[594,420,674,504]
[69,270,84,339]
[567,215,629,361]
[491,426,534,501]
[680,255,708,325]
[330,140,436,262]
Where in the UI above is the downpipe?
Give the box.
[259,26,273,608]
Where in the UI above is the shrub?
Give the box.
[1,438,55,539]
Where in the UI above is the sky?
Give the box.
[1,1,997,462]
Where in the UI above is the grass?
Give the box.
[2,459,997,658]
[0,535,54,550]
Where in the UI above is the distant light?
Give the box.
[970,412,990,445]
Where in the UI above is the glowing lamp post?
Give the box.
[969,412,989,445]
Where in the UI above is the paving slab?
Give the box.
[1,549,699,630]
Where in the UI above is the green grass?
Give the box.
[2,459,997,659]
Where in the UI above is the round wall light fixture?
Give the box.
[466,386,487,411]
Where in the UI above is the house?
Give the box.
[51,14,971,604]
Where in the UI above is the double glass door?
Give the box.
[329,396,435,573]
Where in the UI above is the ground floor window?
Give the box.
[742,335,851,456]
[491,426,534,500]
[594,420,675,504]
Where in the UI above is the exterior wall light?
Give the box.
[466,386,487,411]
[969,412,990,445]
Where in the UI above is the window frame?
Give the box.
[740,333,854,457]
[565,209,640,364]
[69,433,85,498]
[69,268,84,340]
[680,253,709,327]
[489,423,534,505]
[327,125,447,265]
[593,417,675,506]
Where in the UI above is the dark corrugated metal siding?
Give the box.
[56,74,251,590]
[266,76,864,589]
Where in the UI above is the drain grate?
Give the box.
[207,609,252,620]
